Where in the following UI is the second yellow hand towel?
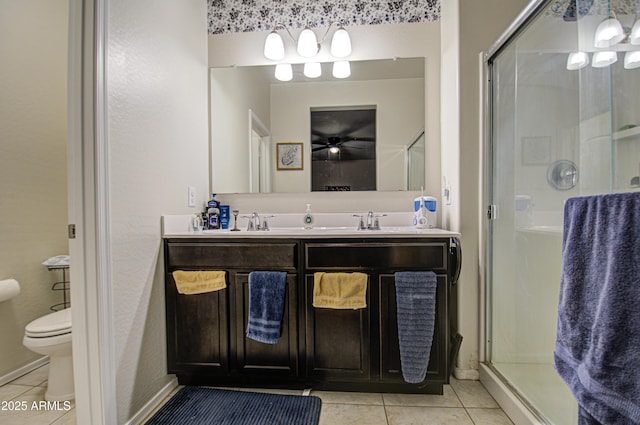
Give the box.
[313,272,368,309]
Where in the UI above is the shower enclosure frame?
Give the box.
[481,0,640,421]
[480,1,575,424]
[478,0,550,425]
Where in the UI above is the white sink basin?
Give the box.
[163,214,460,239]
[261,225,436,235]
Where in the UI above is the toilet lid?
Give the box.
[25,308,72,337]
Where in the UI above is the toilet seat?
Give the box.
[25,308,72,338]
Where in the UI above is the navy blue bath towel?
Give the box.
[395,271,437,384]
[554,192,640,424]
[246,271,287,344]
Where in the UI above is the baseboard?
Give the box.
[0,356,49,387]
[479,363,545,425]
[125,376,178,425]
[453,367,480,380]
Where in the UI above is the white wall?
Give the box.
[270,78,424,192]
[463,0,531,373]
[210,67,271,193]
[107,0,210,422]
[0,0,69,378]
[441,0,530,378]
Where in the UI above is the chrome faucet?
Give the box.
[354,211,386,230]
[251,212,260,231]
[366,211,374,229]
[242,212,274,231]
[242,212,260,231]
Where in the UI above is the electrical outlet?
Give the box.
[442,177,452,206]
[188,186,197,207]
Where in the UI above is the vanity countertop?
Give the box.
[162,214,460,239]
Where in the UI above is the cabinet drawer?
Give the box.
[305,241,448,271]
[167,241,297,269]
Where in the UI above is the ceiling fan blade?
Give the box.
[339,136,376,144]
[312,146,328,152]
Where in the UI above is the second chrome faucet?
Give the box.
[354,211,387,230]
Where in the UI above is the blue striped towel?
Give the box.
[246,271,287,344]
[395,271,437,384]
[555,192,640,424]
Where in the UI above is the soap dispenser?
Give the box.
[303,204,314,229]
[207,194,220,229]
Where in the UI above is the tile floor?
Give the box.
[0,364,75,425]
[1,364,515,425]
[146,378,515,425]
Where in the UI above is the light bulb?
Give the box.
[631,19,640,45]
[274,63,293,81]
[303,62,322,78]
[331,27,352,58]
[264,31,285,61]
[332,61,351,79]
[624,51,640,69]
[566,52,589,70]
[297,27,318,58]
[594,18,625,48]
[592,51,618,68]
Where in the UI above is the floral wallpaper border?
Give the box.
[545,0,637,20]
[207,0,440,35]
[207,0,639,35]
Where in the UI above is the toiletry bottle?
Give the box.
[303,204,314,229]
[191,214,203,233]
[219,205,230,229]
[207,194,220,230]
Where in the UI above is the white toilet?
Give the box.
[23,308,74,401]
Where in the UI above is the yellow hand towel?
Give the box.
[313,272,368,309]
[172,270,226,295]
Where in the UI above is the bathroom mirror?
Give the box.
[210,57,426,194]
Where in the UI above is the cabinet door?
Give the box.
[304,274,370,382]
[233,273,298,376]
[379,273,448,383]
[166,272,229,374]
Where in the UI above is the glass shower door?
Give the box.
[486,1,640,424]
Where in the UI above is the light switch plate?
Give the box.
[188,186,197,207]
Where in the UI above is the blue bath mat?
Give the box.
[145,387,322,425]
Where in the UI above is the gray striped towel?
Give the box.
[395,271,437,383]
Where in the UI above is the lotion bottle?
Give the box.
[303,204,314,229]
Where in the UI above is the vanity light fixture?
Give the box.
[566,51,589,70]
[263,22,351,61]
[332,60,351,79]
[592,50,618,67]
[265,23,352,81]
[624,50,640,69]
[594,16,625,48]
[303,62,322,78]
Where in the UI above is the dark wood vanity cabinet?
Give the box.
[164,240,299,385]
[164,236,461,393]
[304,274,371,384]
[165,272,229,375]
[232,272,299,378]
